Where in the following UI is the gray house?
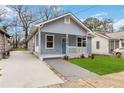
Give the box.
[0,28,11,59]
[27,13,94,60]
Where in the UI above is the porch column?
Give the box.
[85,35,88,54]
[119,39,122,48]
[114,40,115,49]
[38,27,41,58]
[66,34,69,55]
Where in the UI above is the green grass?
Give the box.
[12,48,27,51]
[70,56,124,75]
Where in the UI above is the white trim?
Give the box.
[45,34,54,49]
[76,36,86,47]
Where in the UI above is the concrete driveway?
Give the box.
[0,51,63,88]
[45,59,97,81]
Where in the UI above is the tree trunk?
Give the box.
[25,29,28,49]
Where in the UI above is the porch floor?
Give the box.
[41,54,65,59]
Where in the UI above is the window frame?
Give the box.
[82,37,86,47]
[96,41,100,49]
[76,36,86,47]
[45,34,54,49]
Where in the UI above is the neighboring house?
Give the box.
[92,31,124,55]
[92,32,110,55]
[27,13,94,60]
[0,28,11,59]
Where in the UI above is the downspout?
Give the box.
[38,24,44,60]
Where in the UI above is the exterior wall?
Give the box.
[87,37,92,54]
[41,16,87,36]
[92,35,109,55]
[68,35,76,46]
[0,31,10,59]
[0,33,4,53]
[40,32,91,56]
[41,32,65,55]
[28,36,35,52]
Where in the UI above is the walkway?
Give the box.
[0,51,63,88]
[45,59,97,81]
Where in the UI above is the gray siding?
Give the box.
[41,17,87,36]
[87,37,92,54]
[68,35,76,46]
[41,32,65,55]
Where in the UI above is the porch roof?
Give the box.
[106,31,124,40]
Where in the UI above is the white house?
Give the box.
[27,13,94,60]
[92,31,124,55]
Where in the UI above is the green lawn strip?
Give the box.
[12,48,27,51]
[70,56,124,75]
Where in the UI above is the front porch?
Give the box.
[109,39,124,53]
[36,32,91,60]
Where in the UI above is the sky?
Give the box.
[60,5,124,31]
[1,5,124,34]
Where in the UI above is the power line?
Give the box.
[74,5,98,15]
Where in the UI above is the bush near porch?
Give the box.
[70,55,124,75]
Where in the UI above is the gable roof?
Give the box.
[106,31,124,39]
[93,31,110,39]
[27,12,94,41]
[0,28,10,37]
[35,12,93,33]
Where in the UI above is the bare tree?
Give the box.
[9,5,64,49]
[10,5,41,49]
[39,5,64,21]
[0,8,7,22]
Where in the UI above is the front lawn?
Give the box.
[70,56,124,75]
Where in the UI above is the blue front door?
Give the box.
[62,38,66,54]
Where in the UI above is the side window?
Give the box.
[96,41,100,49]
[46,34,54,49]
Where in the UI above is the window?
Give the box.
[96,41,100,49]
[122,43,124,48]
[115,40,119,49]
[45,34,54,49]
[83,37,86,47]
[64,16,70,24]
[36,33,39,46]
[77,37,86,47]
[77,37,82,47]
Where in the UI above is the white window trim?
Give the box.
[45,34,54,49]
[76,36,87,47]
[76,36,83,47]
